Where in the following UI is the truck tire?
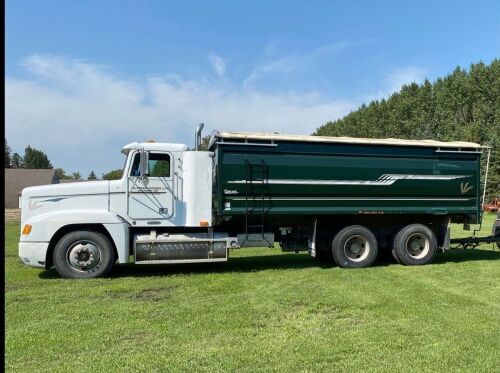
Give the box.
[332,225,378,268]
[393,224,437,266]
[53,230,115,279]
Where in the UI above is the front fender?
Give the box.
[21,209,125,242]
[21,209,131,264]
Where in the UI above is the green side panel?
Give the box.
[213,141,481,218]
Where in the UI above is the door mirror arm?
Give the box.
[140,149,149,179]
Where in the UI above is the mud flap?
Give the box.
[308,218,317,257]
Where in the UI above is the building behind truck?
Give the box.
[19,124,486,278]
[5,168,60,208]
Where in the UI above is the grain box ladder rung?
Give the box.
[244,158,268,240]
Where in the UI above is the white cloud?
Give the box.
[6,54,355,176]
[361,66,428,103]
[243,55,297,86]
[244,38,378,87]
[209,54,226,78]
[385,66,427,93]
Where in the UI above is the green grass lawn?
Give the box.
[5,215,500,372]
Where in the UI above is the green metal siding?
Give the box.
[213,141,481,219]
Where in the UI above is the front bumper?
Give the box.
[19,241,49,269]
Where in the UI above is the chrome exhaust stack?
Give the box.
[195,123,204,150]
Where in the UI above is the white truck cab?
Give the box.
[19,124,237,278]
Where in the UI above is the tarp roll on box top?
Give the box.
[209,131,482,219]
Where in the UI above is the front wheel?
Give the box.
[332,225,378,268]
[53,230,115,279]
[393,224,437,266]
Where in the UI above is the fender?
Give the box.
[22,209,131,264]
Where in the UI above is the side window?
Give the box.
[148,153,171,177]
[130,153,140,176]
[129,152,171,177]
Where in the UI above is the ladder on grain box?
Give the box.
[240,158,273,247]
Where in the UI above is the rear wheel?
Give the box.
[53,230,115,279]
[332,225,378,268]
[393,224,437,266]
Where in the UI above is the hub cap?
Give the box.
[67,241,101,272]
[405,233,430,259]
[344,235,370,262]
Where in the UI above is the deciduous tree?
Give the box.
[11,153,23,168]
[102,169,123,180]
[23,146,52,169]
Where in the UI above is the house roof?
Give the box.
[6,168,58,188]
[213,131,483,149]
[5,168,59,208]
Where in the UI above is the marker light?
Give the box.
[22,224,32,235]
[200,220,209,227]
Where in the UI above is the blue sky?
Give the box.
[6,0,500,176]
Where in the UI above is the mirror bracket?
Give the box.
[139,149,149,179]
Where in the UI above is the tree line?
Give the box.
[4,139,108,180]
[315,59,500,200]
[5,140,53,169]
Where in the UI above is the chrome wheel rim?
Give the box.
[344,235,370,262]
[405,233,430,259]
[67,241,101,272]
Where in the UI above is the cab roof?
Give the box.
[121,142,188,155]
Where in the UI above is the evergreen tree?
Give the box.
[88,171,98,180]
[11,153,23,168]
[23,146,52,169]
[5,138,11,168]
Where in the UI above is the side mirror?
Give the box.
[140,149,149,178]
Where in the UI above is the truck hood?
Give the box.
[22,180,110,198]
[20,180,113,231]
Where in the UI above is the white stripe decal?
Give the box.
[227,174,467,186]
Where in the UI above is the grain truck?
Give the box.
[19,124,486,278]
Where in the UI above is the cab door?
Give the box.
[127,151,175,222]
